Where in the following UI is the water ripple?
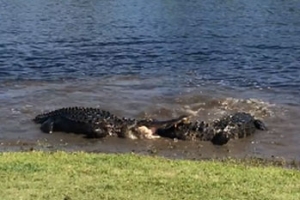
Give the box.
[0,0,300,103]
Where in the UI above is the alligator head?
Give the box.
[118,115,191,140]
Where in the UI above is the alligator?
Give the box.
[156,112,267,145]
[33,107,188,139]
[33,107,267,145]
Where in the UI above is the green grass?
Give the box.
[0,152,299,200]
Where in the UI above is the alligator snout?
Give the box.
[118,115,191,140]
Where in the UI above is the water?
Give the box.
[0,0,300,160]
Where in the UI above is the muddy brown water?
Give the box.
[0,77,299,162]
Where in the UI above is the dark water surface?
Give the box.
[0,0,300,160]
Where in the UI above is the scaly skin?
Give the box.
[33,107,267,145]
[33,107,188,139]
[156,112,267,145]
[33,107,127,138]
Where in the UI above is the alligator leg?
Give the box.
[86,127,109,138]
[254,119,267,131]
[211,132,230,145]
[40,118,54,134]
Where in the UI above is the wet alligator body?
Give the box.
[33,107,188,139]
[156,112,267,145]
[33,107,124,138]
[33,107,267,145]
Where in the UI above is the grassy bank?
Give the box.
[0,152,299,200]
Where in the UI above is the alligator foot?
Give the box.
[211,132,230,145]
[40,118,54,134]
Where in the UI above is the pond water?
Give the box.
[0,0,300,161]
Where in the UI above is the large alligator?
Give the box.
[33,107,188,139]
[156,112,267,145]
[33,107,267,145]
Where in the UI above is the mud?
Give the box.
[0,131,266,160]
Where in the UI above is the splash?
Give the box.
[179,97,275,121]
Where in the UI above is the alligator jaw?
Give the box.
[119,116,191,140]
[139,115,191,139]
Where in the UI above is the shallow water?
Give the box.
[0,78,299,161]
[0,0,300,160]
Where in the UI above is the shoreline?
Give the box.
[1,138,299,169]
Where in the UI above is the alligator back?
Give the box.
[155,112,267,145]
[33,107,128,138]
[33,107,121,124]
[211,112,267,139]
